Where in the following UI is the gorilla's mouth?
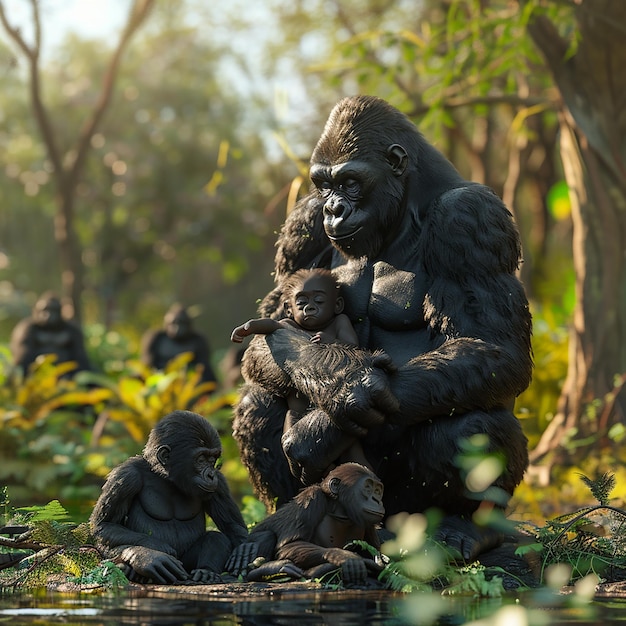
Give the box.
[327,226,363,241]
[364,508,384,519]
[196,477,218,493]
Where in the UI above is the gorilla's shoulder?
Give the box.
[421,184,522,277]
[108,455,147,480]
[274,193,332,280]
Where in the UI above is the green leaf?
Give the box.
[18,500,70,522]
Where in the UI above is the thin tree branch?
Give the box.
[0,0,65,185]
[67,0,155,191]
[407,93,556,118]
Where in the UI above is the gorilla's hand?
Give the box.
[323,351,399,436]
[224,541,260,577]
[435,515,504,562]
[266,329,399,436]
[245,559,306,582]
[189,568,223,584]
[339,555,368,585]
[119,546,188,584]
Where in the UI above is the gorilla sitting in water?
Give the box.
[233,95,533,561]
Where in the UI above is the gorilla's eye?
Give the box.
[315,180,332,198]
[196,452,216,468]
[338,178,359,194]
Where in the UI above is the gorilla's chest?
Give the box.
[333,257,431,364]
[335,260,427,331]
[158,336,197,361]
[36,329,72,348]
[135,476,203,522]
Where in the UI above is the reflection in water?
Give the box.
[2,589,626,625]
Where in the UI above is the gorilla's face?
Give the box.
[310,147,407,260]
[308,96,421,260]
[283,272,342,332]
[165,311,191,340]
[34,297,63,329]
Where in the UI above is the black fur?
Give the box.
[231,464,384,584]
[90,410,247,583]
[140,304,217,384]
[10,292,92,377]
[233,96,532,557]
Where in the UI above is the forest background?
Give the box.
[0,0,624,528]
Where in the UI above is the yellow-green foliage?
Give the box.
[0,354,111,429]
[515,304,569,447]
[0,350,250,510]
[84,352,232,445]
[517,472,626,585]
[0,500,101,590]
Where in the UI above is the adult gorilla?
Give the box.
[233,95,532,560]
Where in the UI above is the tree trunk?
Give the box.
[55,189,83,321]
[527,1,626,468]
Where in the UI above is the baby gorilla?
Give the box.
[90,410,247,584]
[228,463,386,587]
[231,268,358,347]
[232,268,376,482]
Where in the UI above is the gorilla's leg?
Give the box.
[183,531,232,582]
[232,383,300,509]
[374,409,528,560]
[281,408,355,485]
[378,408,527,517]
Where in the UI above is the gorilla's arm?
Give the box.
[89,459,176,554]
[140,330,162,367]
[68,323,92,371]
[203,472,248,547]
[9,319,37,370]
[243,185,531,432]
[192,333,218,383]
[242,336,399,436]
[391,185,532,422]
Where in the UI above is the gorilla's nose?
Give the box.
[324,198,348,218]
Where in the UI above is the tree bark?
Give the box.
[527,1,626,467]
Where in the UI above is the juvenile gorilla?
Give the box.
[232,463,386,586]
[90,410,247,584]
[233,95,533,560]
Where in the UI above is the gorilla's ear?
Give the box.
[156,444,171,468]
[386,144,408,177]
[327,477,341,499]
[334,296,345,315]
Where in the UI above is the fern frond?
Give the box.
[578,472,616,506]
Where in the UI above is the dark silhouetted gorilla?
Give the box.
[233,95,532,561]
[141,304,217,385]
[10,292,92,378]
